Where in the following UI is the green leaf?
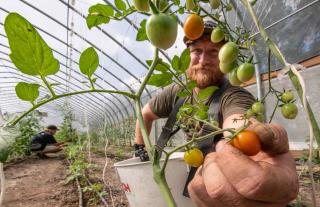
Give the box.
[195,104,209,120]
[115,12,122,18]
[89,4,114,16]
[86,15,110,29]
[115,0,127,11]
[86,4,114,29]
[172,0,180,5]
[146,59,169,72]
[178,6,185,14]
[79,47,99,78]
[147,73,173,87]
[187,80,197,90]
[91,77,98,83]
[180,48,190,72]
[171,55,180,71]
[15,82,40,103]
[0,149,9,163]
[197,86,218,101]
[179,103,194,115]
[4,13,59,76]
[136,19,148,41]
[146,59,153,66]
[177,90,189,98]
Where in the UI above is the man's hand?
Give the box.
[134,143,149,162]
[188,123,299,207]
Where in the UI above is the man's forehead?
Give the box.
[189,38,224,49]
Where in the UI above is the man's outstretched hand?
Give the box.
[188,123,299,207]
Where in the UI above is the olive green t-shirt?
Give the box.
[148,83,255,123]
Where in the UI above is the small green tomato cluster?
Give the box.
[216,41,255,86]
[280,91,298,119]
[246,101,265,122]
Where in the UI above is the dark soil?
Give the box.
[3,155,78,207]
[3,148,320,207]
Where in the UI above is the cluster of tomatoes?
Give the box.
[183,129,261,167]
[280,91,298,119]
[246,101,265,122]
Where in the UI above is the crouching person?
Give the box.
[30,125,64,159]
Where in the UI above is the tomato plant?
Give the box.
[209,0,220,9]
[228,68,242,86]
[133,0,149,12]
[218,42,239,64]
[281,91,294,103]
[184,147,204,167]
[231,130,261,156]
[185,0,196,10]
[245,108,255,118]
[281,103,298,119]
[251,101,265,114]
[211,27,224,43]
[219,61,237,74]
[146,13,178,50]
[183,14,204,40]
[237,62,255,82]
[153,0,168,11]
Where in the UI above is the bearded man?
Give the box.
[133,21,298,207]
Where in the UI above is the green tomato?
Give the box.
[245,108,255,118]
[281,103,298,119]
[237,62,255,82]
[281,91,294,103]
[133,0,149,12]
[218,42,239,64]
[228,68,242,86]
[251,102,265,114]
[186,0,196,10]
[146,14,178,50]
[209,0,220,9]
[211,27,224,43]
[256,113,265,122]
[219,61,237,74]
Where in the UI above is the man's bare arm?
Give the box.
[134,103,160,144]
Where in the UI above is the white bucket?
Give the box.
[114,152,196,207]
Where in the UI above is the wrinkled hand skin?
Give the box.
[188,123,299,207]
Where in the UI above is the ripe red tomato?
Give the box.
[231,130,261,156]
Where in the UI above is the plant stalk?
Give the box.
[10,89,135,126]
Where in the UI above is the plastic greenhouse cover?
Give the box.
[0,0,319,126]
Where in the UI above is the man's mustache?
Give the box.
[191,64,214,71]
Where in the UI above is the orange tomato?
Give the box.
[231,130,261,156]
[184,147,204,167]
[183,14,204,40]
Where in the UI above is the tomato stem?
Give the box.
[161,3,175,13]
[148,0,159,14]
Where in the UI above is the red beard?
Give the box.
[187,64,223,89]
